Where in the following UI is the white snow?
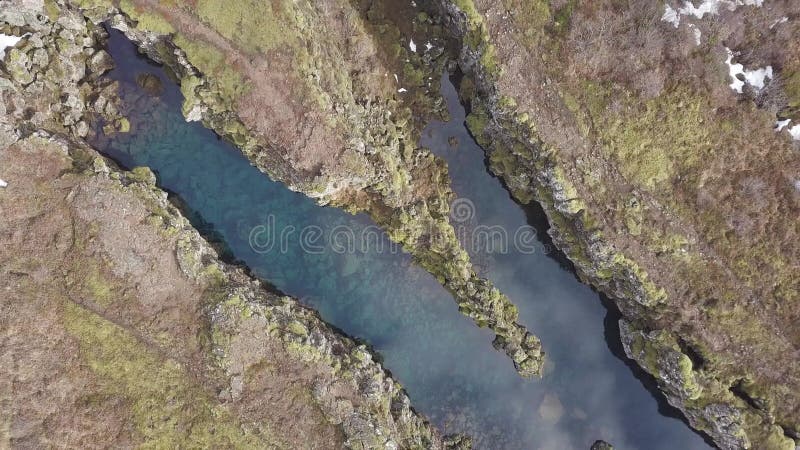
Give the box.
[725,48,772,93]
[776,119,791,131]
[0,179,7,188]
[662,5,681,27]
[662,0,764,28]
[425,41,433,51]
[789,124,800,141]
[0,33,23,59]
[743,65,772,89]
[679,0,722,21]
[398,88,408,93]
[690,24,702,45]
[393,73,399,83]
[409,39,417,53]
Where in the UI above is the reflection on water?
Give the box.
[93,28,710,449]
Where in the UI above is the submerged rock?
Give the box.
[135,72,162,96]
[590,440,614,450]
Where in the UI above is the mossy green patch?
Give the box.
[585,84,714,189]
[128,166,156,184]
[118,0,175,35]
[194,0,294,55]
[453,0,484,30]
[782,67,800,119]
[43,0,61,21]
[501,0,551,47]
[84,263,114,307]
[63,301,278,448]
[173,34,248,104]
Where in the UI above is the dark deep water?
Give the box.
[93,28,711,449]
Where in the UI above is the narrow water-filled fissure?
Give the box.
[92,27,712,449]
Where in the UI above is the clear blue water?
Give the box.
[94,28,711,449]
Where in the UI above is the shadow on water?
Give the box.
[93,26,713,450]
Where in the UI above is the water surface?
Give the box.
[94,28,710,449]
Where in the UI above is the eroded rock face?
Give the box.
[433,0,800,448]
[0,2,453,448]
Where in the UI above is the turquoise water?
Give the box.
[95,29,711,449]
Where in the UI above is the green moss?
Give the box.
[118,0,175,35]
[116,117,131,133]
[784,70,800,109]
[402,62,426,87]
[286,321,308,337]
[479,43,502,77]
[200,263,227,287]
[63,301,276,448]
[586,85,714,189]
[611,253,667,305]
[194,0,293,55]
[780,67,800,122]
[173,35,248,104]
[84,264,114,307]
[452,0,484,30]
[128,166,156,184]
[70,0,113,9]
[43,0,61,21]
[465,106,490,142]
[623,196,644,236]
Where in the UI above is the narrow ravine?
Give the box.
[92,29,711,449]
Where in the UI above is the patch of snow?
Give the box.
[663,5,681,27]
[690,24,702,45]
[398,88,408,93]
[743,65,772,89]
[789,124,800,141]
[725,47,772,93]
[425,41,433,51]
[409,39,417,53]
[0,33,23,59]
[393,73,399,83]
[770,16,789,29]
[679,0,722,21]
[662,0,764,28]
[725,50,746,93]
[0,179,7,188]
[776,119,791,131]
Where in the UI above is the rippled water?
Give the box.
[93,28,711,449]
